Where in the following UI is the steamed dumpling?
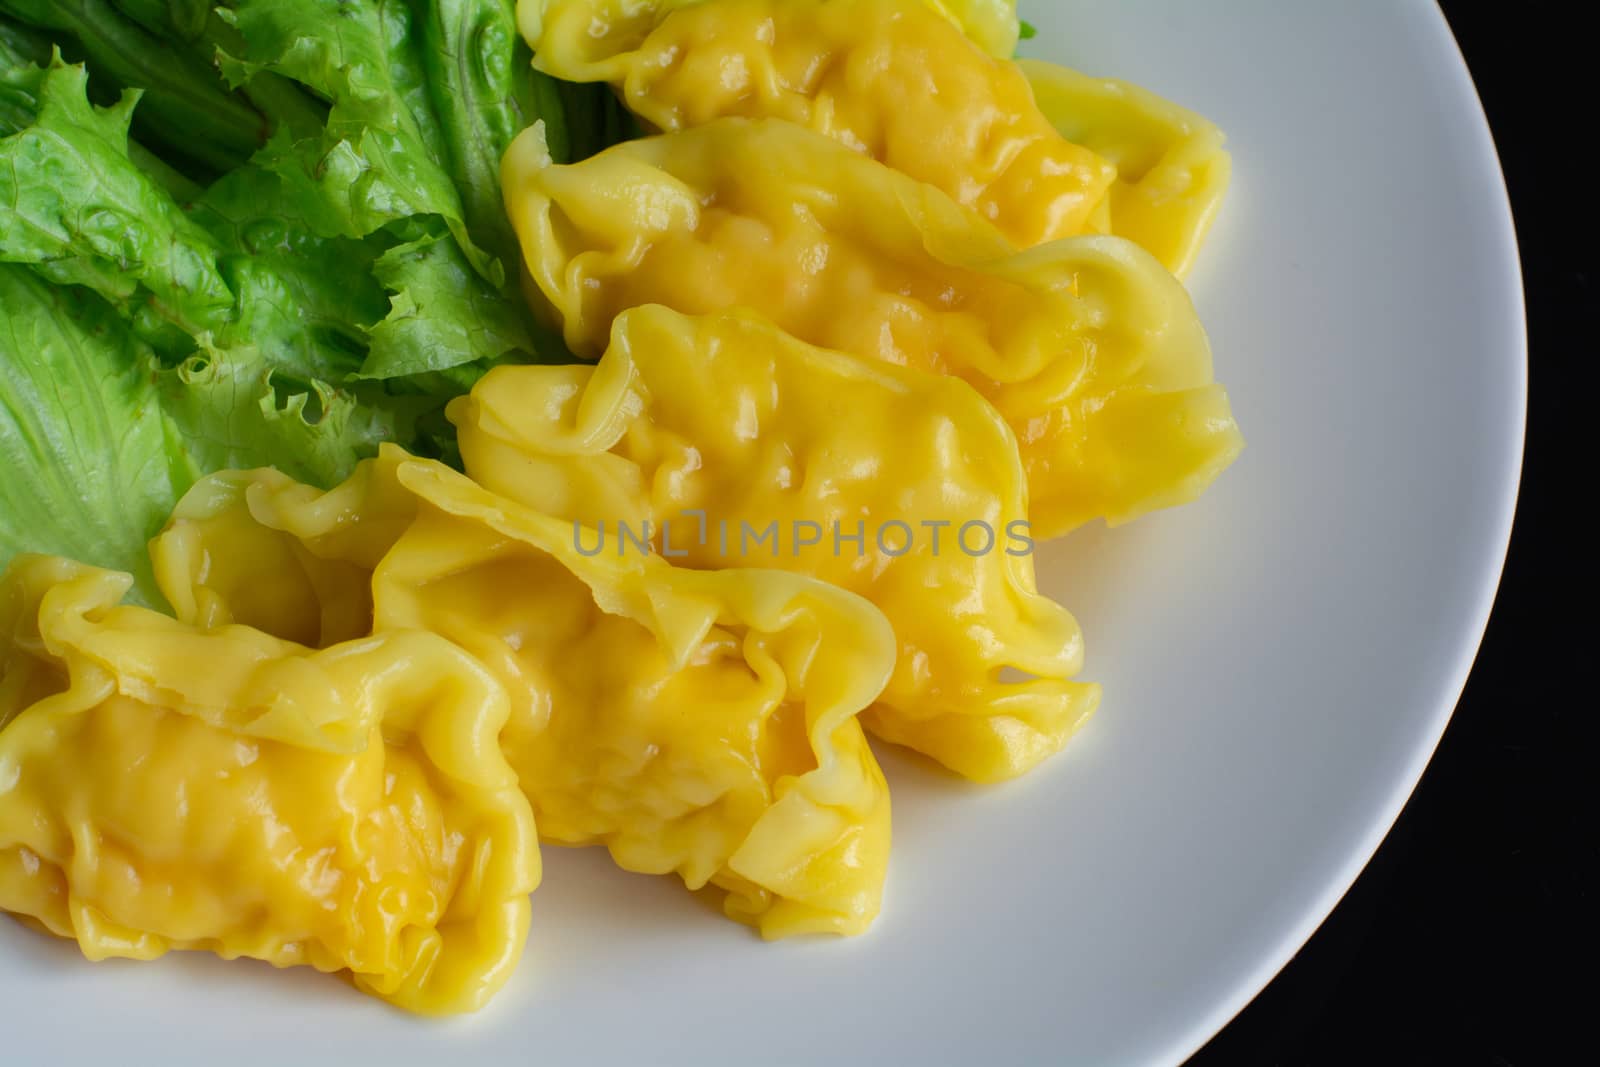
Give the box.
[0,554,538,1015]
[517,0,1020,61]
[500,117,1244,536]
[530,0,1114,249]
[153,448,899,937]
[1022,59,1232,278]
[453,305,1100,781]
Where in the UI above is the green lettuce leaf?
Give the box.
[105,0,329,142]
[0,13,49,68]
[2,26,200,197]
[0,56,235,354]
[0,0,266,174]
[0,28,47,131]
[206,1,565,380]
[108,0,213,40]
[155,340,421,489]
[359,226,545,379]
[0,263,184,601]
[214,0,503,286]
[191,164,391,381]
[412,0,536,274]
[2,1,589,592]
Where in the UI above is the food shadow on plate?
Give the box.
[1033,516,1165,641]
[529,842,740,942]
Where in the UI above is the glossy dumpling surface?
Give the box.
[0,554,538,1015]
[532,0,1113,249]
[153,449,898,937]
[453,305,1100,780]
[501,118,1244,535]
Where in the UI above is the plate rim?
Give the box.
[1160,3,1527,1060]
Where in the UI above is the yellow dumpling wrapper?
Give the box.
[501,117,1243,536]
[0,555,539,1015]
[517,0,1019,62]
[1021,59,1232,279]
[451,305,1099,781]
[153,448,898,938]
[921,0,1019,59]
[530,0,1113,249]
[151,446,419,643]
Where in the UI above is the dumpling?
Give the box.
[151,447,418,642]
[380,461,897,937]
[154,448,899,938]
[452,305,1099,782]
[1021,59,1232,279]
[517,0,1020,62]
[500,117,1244,536]
[530,0,1114,249]
[920,0,1021,59]
[0,554,539,1015]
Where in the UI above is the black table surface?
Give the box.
[1189,3,1586,1063]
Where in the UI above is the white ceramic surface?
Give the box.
[0,2,1524,1063]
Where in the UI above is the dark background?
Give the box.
[1190,4,1588,1064]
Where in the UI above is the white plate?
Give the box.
[1,1,1523,1063]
